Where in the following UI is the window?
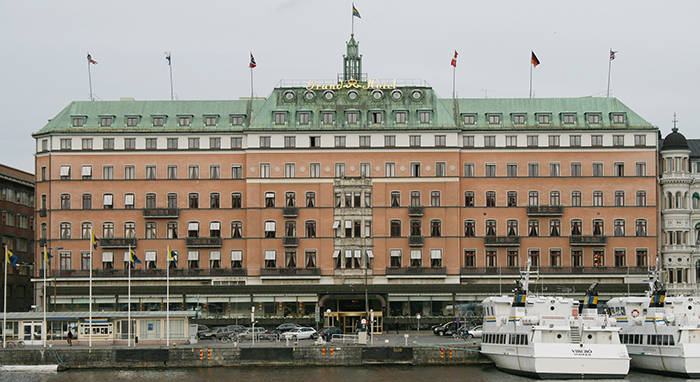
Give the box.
[231,221,243,238]
[593,163,603,177]
[347,111,358,124]
[410,191,421,207]
[507,191,518,207]
[571,191,582,207]
[591,135,603,146]
[370,111,383,124]
[549,163,560,177]
[486,191,496,207]
[259,163,270,178]
[435,135,446,147]
[571,219,582,236]
[527,135,538,147]
[419,111,431,123]
[298,112,310,125]
[60,222,71,239]
[488,114,500,124]
[513,114,525,124]
[435,162,446,177]
[550,249,562,267]
[125,193,135,209]
[334,136,346,148]
[571,162,582,177]
[486,250,497,267]
[463,114,476,124]
[395,111,407,124]
[430,220,441,237]
[72,117,84,127]
[484,136,496,147]
[146,165,157,179]
[176,116,191,126]
[359,136,371,147]
[285,192,296,208]
[464,191,474,207]
[615,191,625,206]
[265,192,275,208]
[146,193,157,209]
[209,221,221,237]
[82,194,92,209]
[102,222,115,238]
[309,163,320,178]
[613,135,624,147]
[145,138,157,150]
[103,194,113,209]
[430,191,441,206]
[103,165,114,180]
[563,114,575,124]
[614,249,626,267]
[636,162,646,176]
[528,191,539,206]
[305,220,316,238]
[151,116,165,126]
[145,222,157,239]
[303,192,315,208]
[231,137,243,149]
[210,193,220,209]
[390,191,401,207]
[209,137,221,149]
[124,138,136,150]
[507,250,519,267]
[463,135,474,147]
[410,162,421,177]
[636,191,646,206]
[587,114,601,124]
[614,162,625,177]
[506,136,517,147]
[284,163,295,178]
[464,220,476,237]
[82,138,93,150]
[230,192,242,208]
[485,164,496,177]
[635,219,647,236]
[464,163,475,177]
[124,222,136,238]
[124,165,135,179]
[550,191,561,206]
[570,135,581,147]
[464,250,476,268]
[82,165,92,179]
[614,219,625,237]
[410,249,422,267]
[507,220,518,236]
[188,193,199,209]
[549,219,561,236]
[538,114,550,124]
[593,191,604,206]
[309,136,320,148]
[385,162,396,177]
[166,165,178,180]
[548,135,560,147]
[335,163,345,177]
[593,219,604,236]
[187,222,200,238]
[167,193,177,208]
[528,220,539,237]
[409,135,421,147]
[259,136,271,148]
[390,220,401,237]
[167,222,178,239]
[103,138,115,150]
[528,163,539,177]
[634,134,646,146]
[485,220,497,236]
[60,165,71,179]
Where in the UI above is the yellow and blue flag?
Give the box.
[130,249,142,264]
[91,230,99,250]
[45,249,53,265]
[168,248,178,266]
[352,4,361,18]
[6,248,18,268]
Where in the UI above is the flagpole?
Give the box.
[166,245,170,347]
[43,246,47,348]
[607,48,613,98]
[167,52,174,101]
[128,245,131,347]
[88,55,93,101]
[89,229,93,348]
[529,57,533,98]
[452,63,456,99]
[3,246,7,349]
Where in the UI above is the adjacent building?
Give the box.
[32,36,659,326]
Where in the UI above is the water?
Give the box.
[0,366,690,382]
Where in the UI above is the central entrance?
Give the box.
[319,293,385,334]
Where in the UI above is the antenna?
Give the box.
[481,89,491,98]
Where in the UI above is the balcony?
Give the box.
[386,267,446,276]
[408,206,424,217]
[282,206,298,217]
[100,238,137,249]
[526,205,564,216]
[283,236,298,247]
[142,208,179,218]
[38,208,47,217]
[460,266,649,276]
[260,267,321,277]
[484,236,520,246]
[53,268,247,278]
[570,235,607,246]
[185,237,222,248]
[408,235,424,246]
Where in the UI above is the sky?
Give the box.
[1,0,699,174]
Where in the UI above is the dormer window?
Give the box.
[231,115,244,125]
[488,114,501,124]
[513,114,525,124]
[274,112,287,125]
[612,113,625,124]
[463,114,476,125]
[100,117,113,127]
[205,116,217,126]
[72,117,85,127]
[562,114,575,124]
[419,111,431,124]
[178,116,191,126]
[538,114,551,124]
[126,116,139,127]
[153,116,165,126]
[298,112,310,125]
[370,111,383,124]
[587,114,601,124]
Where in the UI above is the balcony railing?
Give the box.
[386,267,446,276]
[460,266,649,276]
[100,238,137,249]
[408,206,424,217]
[408,235,423,246]
[39,209,47,217]
[282,206,298,217]
[142,208,179,218]
[484,236,520,246]
[52,268,247,278]
[185,237,222,248]
[526,205,564,216]
[570,235,607,246]
[260,267,320,277]
[283,236,298,247]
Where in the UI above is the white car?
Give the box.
[467,325,483,338]
[281,327,316,340]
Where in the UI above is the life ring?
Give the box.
[631,309,640,318]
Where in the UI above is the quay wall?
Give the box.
[0,345,484,369]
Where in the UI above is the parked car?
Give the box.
[467,325,483,338]
[275,323,300,332]
[432,322,459,336]
[200,326,235,340]
[281,327,316,340]
[312,326,342,341]
[197,325,210,338]
[237,327,267,340]
[226,324,245,333]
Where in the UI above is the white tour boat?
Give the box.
[607,274,700,378]
[480,263,630,379]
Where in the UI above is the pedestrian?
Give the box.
[395,319,399,334]
[67,330,73,346]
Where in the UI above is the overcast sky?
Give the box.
[1,0,698,173]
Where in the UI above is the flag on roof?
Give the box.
[352,4,361,18]
[451,50,458,67]
[165,52,171,65]
[249,53,256,69]
[531,51,540,67]
[610,50,617,61]
[87,53,98,65]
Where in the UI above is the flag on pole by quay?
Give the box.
[6,249,18,268]
[87,53,98,65]
[45,249,53,265]
[451,50,458,67]
[531,51,540,67]
[352,4,361,18]
[130,249,142,264]
[91,230,99,250]
[168,247,178,267]
[249,53,257,69]
[610,50,617,61]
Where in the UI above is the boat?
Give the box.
[0,365,59,372]
[607,271,700,378]
[480,261,630,379]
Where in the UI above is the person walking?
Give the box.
[395,319,399,334]
[67,330,73,346]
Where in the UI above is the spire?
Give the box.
[672,112,678,133]
[343,35,362,81]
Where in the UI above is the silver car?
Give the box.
[281,327,316,340]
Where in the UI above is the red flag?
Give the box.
[249,53,256,69]
[531,51,540,67]
[451,50,458,67]
[87,53,98,65]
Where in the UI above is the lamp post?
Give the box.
[44,246,62,347]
